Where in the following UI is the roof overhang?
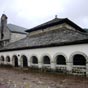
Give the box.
[0,39,88,52]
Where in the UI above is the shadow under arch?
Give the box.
[12,55,19,67]
[6,56,10,62]
[69,51,88,65]
[20,55,28,67]
[40,54,51,64]
[0,56,4,62]
[69,51,87,76]
[53,53,67,65]
[42,55,51,64]
[30,56,38,64]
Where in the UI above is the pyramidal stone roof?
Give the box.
[1,26,88,51]
[0,18,88,52]
[26,18,85,32]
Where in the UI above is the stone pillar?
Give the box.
[66,61,72,74]
[0,59,1,64]
[4,57,7,65]
[38,61,42,68]
[28,61,31,67]
[86,62,88,77]
[38,57,43,68]
[10,58,13,66]
[51,61,56,70]
[18,57,22,67]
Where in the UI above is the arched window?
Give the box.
[31,56,38,64]
[6,56,10,62]
[43,56,50,64]
[1,56,4,61]
[73,54,86,65]
[21,55,28,67]
[12,55,18,67]
[56,55,66,65]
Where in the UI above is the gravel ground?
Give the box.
[0,67,87,88]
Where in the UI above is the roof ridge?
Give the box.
[26,17,66,32]
[8,23,27,29]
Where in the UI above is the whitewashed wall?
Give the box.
[0,43,88,76]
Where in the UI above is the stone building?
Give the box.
[0,14,26,47]
[0,15,88,76]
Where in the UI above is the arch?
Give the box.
[21,55,28,67]
[12,55,18,67]
[42,55,50,64]
[55,55,66,65]
[30,56,38,64]
[1,56,4,61]
[6,56,10,62]
[69,51,88,64]
[70,52,87,76]
[73,54,86,65]
[53,53,68,62]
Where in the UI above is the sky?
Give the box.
[0,0,88,29]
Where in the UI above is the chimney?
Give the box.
[1,14,8,39]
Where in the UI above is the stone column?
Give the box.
[28,61,31,67]
[4,57,7,65]
[18,57,22,67]
[86,62,88,77]
[10,58,13,66]
[66,61,72,74]
[51,61,56,70]
[38,57,43,68]
[38,61,42,68]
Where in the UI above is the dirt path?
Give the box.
[0,67,87,88]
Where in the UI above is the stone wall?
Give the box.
[10,33,26,43]
[0,27,11,40]
[28,23,77,37]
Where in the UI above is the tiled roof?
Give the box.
[0,23,27,34]
[7,24,27,34]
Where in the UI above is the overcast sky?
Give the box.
[0,0,88,29]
